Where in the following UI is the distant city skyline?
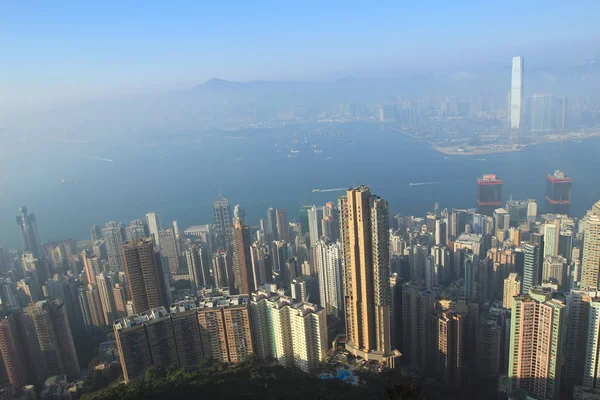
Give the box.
[3,4,600,398]
[1,2,599,115]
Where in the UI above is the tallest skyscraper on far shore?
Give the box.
[510,56,524,131]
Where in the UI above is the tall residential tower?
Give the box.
[339,185,397,363]
[122,239,167,314]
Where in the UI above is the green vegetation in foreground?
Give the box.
[81,357,424,400]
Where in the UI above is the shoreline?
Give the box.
[386,125,600,156]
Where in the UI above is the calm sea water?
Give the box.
[1,121,599,248]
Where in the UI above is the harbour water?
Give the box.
[1,121,599,247]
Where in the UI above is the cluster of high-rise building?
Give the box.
[0,299,79,396]
[509,55,569,134]
[386,172,600,399]
[4,170,600,400]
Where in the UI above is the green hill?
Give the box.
[81,358,423,400]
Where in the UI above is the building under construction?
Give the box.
[545,170,571,215]
[477,174,502,216]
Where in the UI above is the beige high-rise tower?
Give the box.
[122,239,166,314]
[503,273,521,309]
[96,273,118,325]
[508,288,566,400]
[581,201,600,290]
[339,185,396,362]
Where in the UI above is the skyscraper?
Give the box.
[82,251,102,285]
[565,290,596,387]
[493,208,510,235]
[581,203,600,290]
[542,256,568,290]
[266,207,278,241]
[113,283,128,318]
[477,174,502,216]
[125,219,147,242]
[185,245,210,291]
[339,185,395,362]
[103,221,125,271]
[77,286,95,330]
[276,208,290,242]
[145,212,162,247]
[307,205,321,246]
[475,310,505,381]
[232,219,254,294]
[96,273,118,325]
[543,219,561,258]
[214,194,233,250]
[401,283,435,370]
[290,278,307,302]
[553,96,567,131]
[0,311,30,392]
[510,56,524,131]
[233,205,246,225]
[16,207,42,259]
[523,244,541,294]
[113,314,153,383]
[86,283,105,327]
[431,309,463,389]
[158,228,180,274]
[531,93,555,133]
[197,295,253,364]
[90,225,103,242]
[582,298,600,391]
[545,170,572,215]
[508,288,566,400]
[122,239,167,314]
[315,239,343,318]
[249,242,269,288]
[213,250,233,288]
[16,278,40,306]
[322,202,339,241]
[114,306,203,383]
[503,273,521,309]
[250,290,327,373]
[21,299,80,382]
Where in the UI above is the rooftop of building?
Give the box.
[547,170,571,182]
[515,287,566,306]
[197,295,249,309]
[250,289,323,313]
[455,233,483,243]
[543,255,567,264]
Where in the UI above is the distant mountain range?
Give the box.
[3,57,599,141]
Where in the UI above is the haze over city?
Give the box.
[1,1,599,118]
[2,2,600,400]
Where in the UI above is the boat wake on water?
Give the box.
[408,182,443,186]
[312,188,347,193]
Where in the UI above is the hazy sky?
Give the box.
[1,1,599,114]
